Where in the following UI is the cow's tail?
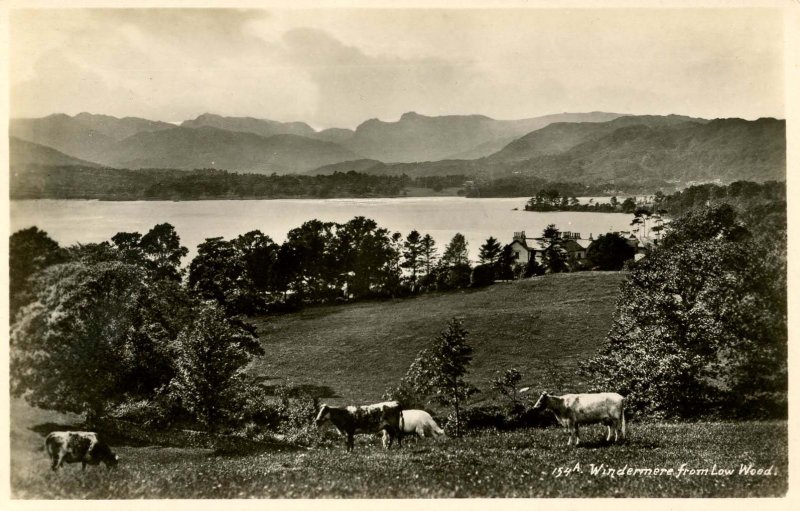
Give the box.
[399,409,405,433]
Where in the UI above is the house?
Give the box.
[510,231,593,266]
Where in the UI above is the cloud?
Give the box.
[9,8,785,126]
[279,27,483,127]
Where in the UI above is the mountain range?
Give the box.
[9,111,786,188]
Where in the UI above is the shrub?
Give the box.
[470,264,495,287]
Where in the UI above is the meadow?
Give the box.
[250,271,626,402]
[11,398,787,498]
[9,272,789,498]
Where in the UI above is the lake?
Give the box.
[10,197,638,262]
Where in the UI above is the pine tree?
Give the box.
[401,230,424,288]
[478,236,502,265]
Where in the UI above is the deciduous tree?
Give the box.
[166,304,262,432]
[9,227,67,319]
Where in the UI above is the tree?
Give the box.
[138,223,189,281]
[586,233,636,270]
[418,233,439,289]
[524,254,546,277]
[542,224,560,241]
[110,231,145,264]
[396,318,478,436]
[278,220,338,301]
[333,217,401,298]
[9,227,68,319]
[420,234,438,275]
[543,247,568,274]
[234,230,280,294]
[10,262,175,425]
[478,236,502,266]
[440,233,470,267]
[496,244,516,281]
[401,230,425,289]
[188,237,251,314]
[491,368,523,408]
[438,233,472,289]
[166,304,262,432]
[580,204,787,419]
[631,207,653,239]
[620,197,637,214]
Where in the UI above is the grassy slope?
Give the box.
[249,272,625,403]
[10,272,789,498]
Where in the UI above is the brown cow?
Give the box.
[45,431,119,471]
[315,401,403,451]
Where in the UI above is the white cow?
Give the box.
[532,391,626,446]
[399,410,445,440]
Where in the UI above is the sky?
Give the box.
[9,8,786,129]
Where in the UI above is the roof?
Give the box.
[526,239,551,252]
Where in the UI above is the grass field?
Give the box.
[10,272,789,498]
[11,399,787,498]
[250,272,625,403]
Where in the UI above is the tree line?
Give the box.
[11,166,468,201]
[525,190,639,213]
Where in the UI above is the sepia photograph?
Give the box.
[2,0,795,502]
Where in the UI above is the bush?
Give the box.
[445,403,556,433]
[445,404,507,433]
[470,264,495,287]
[445,263,473,289]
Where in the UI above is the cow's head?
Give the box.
[531,391,549,412]
[314,404,330,427]
[95,443,119,469]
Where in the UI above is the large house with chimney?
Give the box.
[509,230,645,267]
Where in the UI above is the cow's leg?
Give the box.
[82,461,87,471]
[50,456,59,471]
[574,425,581,446]
[606,425,612,442]
[346,433,354,452]
[381,430,391,449]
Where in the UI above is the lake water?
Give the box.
[10,198,638,262]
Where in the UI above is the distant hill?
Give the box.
[10,113,174,162]
[10,111,785,188]
[344,111,623,163]
[534,117,785,184]
[314,115,785,186]
[487,114,706,162]
[105,126,360,173]
[71,112,176,140]
[313,127,356,145]
[10,137,103,168]
[181,113,317,138]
